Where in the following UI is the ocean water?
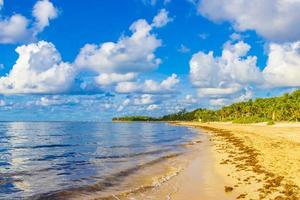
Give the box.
[0,122,197,199]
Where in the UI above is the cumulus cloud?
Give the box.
[183,94,197,104]
[152,9,172,28]
[32,0,58,33]
[190,41,262,97]
[117,98,131,112]
[115,82,140,93]
[133,94,156,105]
[35,96,79,106]
[75,19,161,74]
[263,42,300,87]
[209,98,227,107]
[190,40,300,106]
[198,0,300,42]
[230,33,242,41]
[0,0,58,44]
[147,104,159,111]
[0,0,3,9]
[95,73,137,86]
[0,15,30,44]
[75,9,173,94]
[0,10,171,95]
[115,74,179,94]
[117,94,167,113]
[209,88,253,107]
[0,41,75,94]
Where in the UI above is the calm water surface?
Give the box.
[0,122,197,199]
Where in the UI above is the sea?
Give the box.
[0,122,198,199]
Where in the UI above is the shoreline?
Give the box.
[172,122,300,199]
[113,122,300,199]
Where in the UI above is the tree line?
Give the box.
[113,89,300,123]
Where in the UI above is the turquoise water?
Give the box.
[0,122,197,199]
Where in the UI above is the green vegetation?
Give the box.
[112,116,158,122]
[159,109,199,121]
[218,89,300,122]
[113,89,300,123]
[232,116,269,124]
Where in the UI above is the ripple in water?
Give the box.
[0,122,197,199]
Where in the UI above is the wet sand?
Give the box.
[116,122,300,200]
[122,130,239,200]
[95,122,300,200]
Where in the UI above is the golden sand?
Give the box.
[98,122,300,200]
[171,122,300,200]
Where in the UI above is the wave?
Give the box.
[94,149,171,160]
[12,144,77,150]
[30,153,182,200]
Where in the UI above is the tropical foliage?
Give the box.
[112,116,158,121]
[113,90,300,123]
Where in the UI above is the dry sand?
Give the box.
[101,122,300,200]
[170,122,300,200]
[102,122,300,200]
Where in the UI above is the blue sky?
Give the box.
[0,0,300,121]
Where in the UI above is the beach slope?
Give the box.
[125,122,300,199]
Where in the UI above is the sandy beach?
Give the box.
[115,122,300,200]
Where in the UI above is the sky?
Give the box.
[0,0,300,121]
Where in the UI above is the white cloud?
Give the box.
[152,9,172,28]
[115,74,179,94]
[209,98,227,107]
[198,0,300,42]
[160,73,179,90]
[0,99,6,106]
[116,94,165,112]
[190,41,262,97]
[115,81,140,93]
[184,94,197,104]
[147,104,159,111]
[122,98,131,106]
[75,19,161,74]
[180,94,198,105]
[117,98,133,112]
[133,94,156,105]
[75,10,173,94]
[32,0,58,33]
[95,73,137,86]
[0,15,30,44]
[189,40,300,106]
[230,33,242,41]
[208,88,253,107]
[178,44,190,53]
[197,85,242,98]
[0,0,4,9]
[142,0,171,6]
[0,11,171,95]
[35,96,79,106]
[0,0,58,44]
[0,41,75,94]
[263,42,300,87]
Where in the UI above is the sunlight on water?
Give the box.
[0,122,196,199]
